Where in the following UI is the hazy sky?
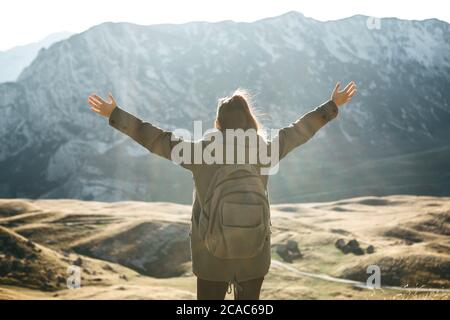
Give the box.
[1,0,449,51]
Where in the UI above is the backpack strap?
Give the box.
[215,164,258,177]
[195,189,206,220]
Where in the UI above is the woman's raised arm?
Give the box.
[271,81,357,161]
[87,93,194,170]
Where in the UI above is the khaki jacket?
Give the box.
[109,100,338,282]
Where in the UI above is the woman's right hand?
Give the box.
[87,92,117,118]
[331,81,357,107]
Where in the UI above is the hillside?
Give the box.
[1,195,449,300]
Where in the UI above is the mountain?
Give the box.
[0,32,73,83]
[0,11,449,203]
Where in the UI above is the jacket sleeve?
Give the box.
[108,106,194,169]
[271,100,339,161]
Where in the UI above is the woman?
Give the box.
[87,81,356,300]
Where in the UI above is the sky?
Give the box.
[1,0,449,51]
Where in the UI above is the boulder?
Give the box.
[286,240,299,252]
[276,241,303,263]
[286,240,303,258]
[276,245,292,263]
[352,247,365,256]
[336,239,368,256]
[347,239,360,250]
[341,245,351,254]
[335,239,346,250]
[73,257,83,267]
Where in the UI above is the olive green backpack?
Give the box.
[197,164,271,259]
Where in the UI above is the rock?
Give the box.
[366,245,375,254]
[346,239,365,255]
[336,239,366,255]
[286,240,299,253]
[286,240,303,258]
[341,244,351,254]
[335,238,351,254]
[352,247,365,256]
[73,257,83,266]
[347,239,360,250]
[276,245,292,263]
[276,242,303,262]
[120,274,128,281]
[335,239,346,250]
[103,264,116,272]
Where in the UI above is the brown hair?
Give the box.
[215,88,261,132]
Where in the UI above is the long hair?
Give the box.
[215,88,261,132]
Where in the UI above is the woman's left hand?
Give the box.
[87,92,117,118]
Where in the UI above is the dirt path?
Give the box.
[271,260,450,293]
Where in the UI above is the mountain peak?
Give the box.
[0,12,449,203]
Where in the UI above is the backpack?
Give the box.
[197,164,271,259]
